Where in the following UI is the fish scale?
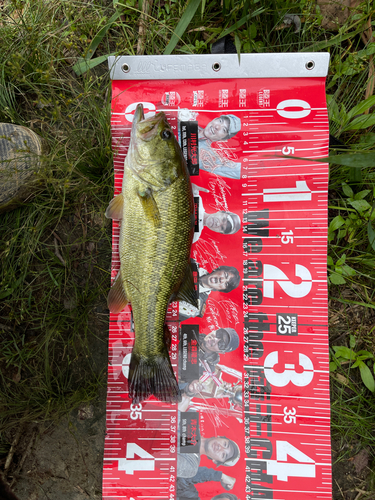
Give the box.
[121,176,192,358]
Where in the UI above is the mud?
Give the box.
[13,397,106,500]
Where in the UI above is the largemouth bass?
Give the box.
[106,104,197,404]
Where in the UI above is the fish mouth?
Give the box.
[132,103,166,142]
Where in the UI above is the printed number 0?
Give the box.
[263,264,312,298]
[277,99,311,119]
[264,351,314,387]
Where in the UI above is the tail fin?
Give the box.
[128,351,181,405]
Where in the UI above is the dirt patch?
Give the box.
[332,442,374,500]
[11,395,106,500]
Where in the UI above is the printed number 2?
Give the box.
[118,443,155,475]
[267,441,316,481]
[264,351,314,387]
[263,264,312,299]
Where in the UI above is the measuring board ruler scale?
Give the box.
[104,53,332,500]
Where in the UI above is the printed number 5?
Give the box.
[282,146,295,155]
[264,351,314,387]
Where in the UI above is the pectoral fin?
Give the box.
[137,188,161,227]
[175,263,199,308]
[107,270,129,313]
[105,193,124,220]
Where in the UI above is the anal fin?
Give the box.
[175,262,199,308]
[107,270,129,313]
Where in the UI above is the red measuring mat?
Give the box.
[104,76,331,500]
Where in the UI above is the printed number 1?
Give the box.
[263,180,311,202]
[118,443,155,475]
[267,441,316,481]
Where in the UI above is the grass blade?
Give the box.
[289,152,375,168]
[234,33,241,64]
[73,53,116,76]
[84,11,122,62]
[163,0,202,55]
[368,204,375,252]
[301,25,369,52]
[218,7,265,39]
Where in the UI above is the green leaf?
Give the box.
[357,352,374,360]
[341,264,356,277]
[163,0,202,55]
[329,215,345,232]
[329,361,338,372]
[342,182,353,198]
[348,199,371,212]
[349,166,363,183]
[368,204,375,251]
[358,43,375,56]
[248,23,257,40]
[349,335,356,349]
[73,54,116,76]
[327,255,334,266]
[354,189,371,200]
[327,95,340,123]
[332,346,356,360]
[347,95,375,120]
[330,273,346,285]
[343,113,375,131]
[358,361,375,392]
[336,253,346,266]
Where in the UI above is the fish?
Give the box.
[105,104,197,404]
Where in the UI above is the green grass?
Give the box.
[0,0,375,473]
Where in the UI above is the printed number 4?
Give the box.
[267,441,316,481]
[118,443,155,475]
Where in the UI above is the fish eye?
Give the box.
[161,129,172,140]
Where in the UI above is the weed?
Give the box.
[330,335,375,392]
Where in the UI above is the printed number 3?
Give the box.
[264,351,314,387]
